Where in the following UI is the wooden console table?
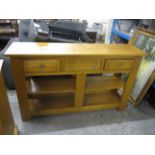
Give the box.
[0,60,17,134]
[5,43,145,121]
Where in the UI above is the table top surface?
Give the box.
[5,42,145,57]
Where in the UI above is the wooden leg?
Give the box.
[75,74,86,108]
[0,71,15,134]
[11,58,31,121]
[118,57,142,111]
[13,126,19,135]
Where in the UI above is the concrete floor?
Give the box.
[8,90,155,135]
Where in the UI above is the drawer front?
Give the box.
[64,58,101,71]
[24,60,60,74]
[104,60,133,71]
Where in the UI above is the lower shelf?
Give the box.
[30,93,75,115]
[29,91,120,117]
[84,90,120,107]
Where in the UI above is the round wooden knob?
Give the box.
[39,64,46,69]
[117,63,122,68]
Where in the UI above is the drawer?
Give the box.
[64,58,101,71]
[24,60,60,74]
[104,59,133,71]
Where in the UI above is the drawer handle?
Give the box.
[69,61,74,64]
[117,63,122,68]
[39,64,46,69]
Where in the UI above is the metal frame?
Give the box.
[110,19,139,43]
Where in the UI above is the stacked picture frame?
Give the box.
[129,28,155,105]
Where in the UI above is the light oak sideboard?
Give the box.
[5,42,145,121]
[0,60,17,134]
